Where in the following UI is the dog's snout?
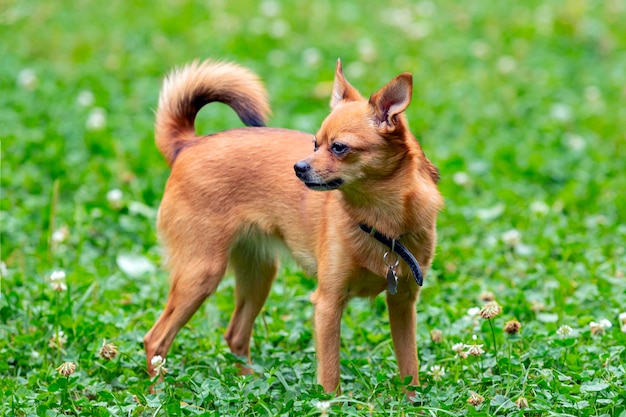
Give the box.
[294,160,311,177]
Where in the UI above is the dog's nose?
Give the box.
[294,160,311,177]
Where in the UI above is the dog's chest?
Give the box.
[346,268,388,297]
[291,248,318,276]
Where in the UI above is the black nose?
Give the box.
[294,160,311,176]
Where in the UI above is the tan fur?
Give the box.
[144,58,443,395]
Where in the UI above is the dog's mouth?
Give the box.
[304,178,344,191]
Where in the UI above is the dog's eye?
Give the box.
[330,142,349,156]
[313,137,319,152]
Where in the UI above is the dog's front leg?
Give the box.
[311,286,347,393]
[387,289,419,391]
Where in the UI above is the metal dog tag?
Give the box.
[384,250,400,295]
[386,266,398,295]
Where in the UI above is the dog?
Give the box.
[143,58,443,394]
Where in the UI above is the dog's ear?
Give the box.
[369,73,412,131]
[330,59,362,108]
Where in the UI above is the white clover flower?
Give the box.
[467,343,485,356]
[590,319,612,336]
[77,90,95,107]
[259,0,280,17]
[51,226,69,243]
[556,324,573,338]
[599,319,612,329]
[550,103,572,122]
[86,107,107,130]
[428,364,446,381]
[50,270,66,281]
[315,400,331,415]
[49,330,67,349]
[515,397,529,409]
[18,68,38,90]
[453,171,471,186]
[49,270,68,291]
[467,307,481,317]
[452,342,466,353]
[98,339,118,361]
[564,133,586,152]
[479,301,502,320]
[496,55,516,74]
[589,321,605,336]
[530,200,550,215]
[483,235,498,247]
[502,229,522,247]
[531,300,546,312]
[56,361,76,377]
[504,319,522,335]
[467,391,485,406]
[452,342,468,359]
[470,40,490,59]
[151,355,168,375]
[430,329,443,343]
[106,188,123,208]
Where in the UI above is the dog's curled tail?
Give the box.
[155,60,270,165]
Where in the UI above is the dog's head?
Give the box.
[294,60,414,192]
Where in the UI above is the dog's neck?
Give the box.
[341,190,408,238]
[340,149,435,239]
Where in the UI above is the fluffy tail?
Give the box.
[155,60,271,165]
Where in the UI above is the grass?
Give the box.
[1,0,626,415]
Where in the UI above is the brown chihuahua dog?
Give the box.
[144,59,443,394]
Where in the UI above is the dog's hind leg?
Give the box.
[224,236,279,373]
[144,243,229,376]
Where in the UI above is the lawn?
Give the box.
[1,0,625,415]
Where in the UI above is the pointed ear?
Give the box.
[369,73,412,129]
[330,59,362,108]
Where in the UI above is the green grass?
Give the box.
[2,0,626,415]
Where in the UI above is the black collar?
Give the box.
[358,224,423,286]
